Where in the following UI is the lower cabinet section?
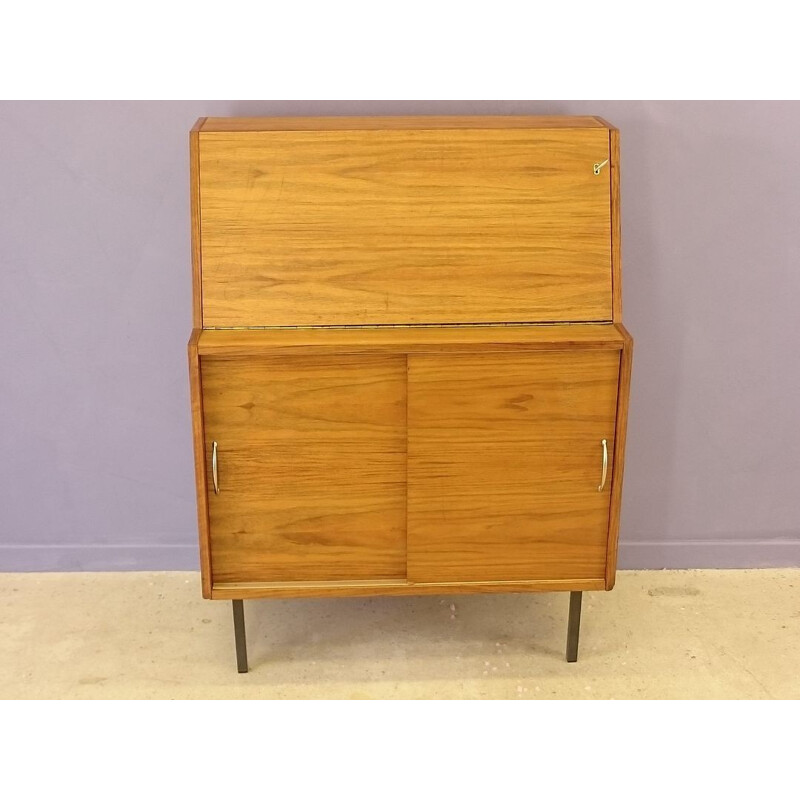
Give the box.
[193,328,631,597]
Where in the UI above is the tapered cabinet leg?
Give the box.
[232,599,248,673]
[566,591,582,663]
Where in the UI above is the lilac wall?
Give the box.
[1,101,798,571]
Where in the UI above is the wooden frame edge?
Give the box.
[591,116,616,130]
[211,577,606,600]
[196,328,627,359]
[190,118,206,329]
[198,342,627,358]
[605,323,633,588]
[200,115,608,132]
[609,127,622,321]
[188,330,212,597]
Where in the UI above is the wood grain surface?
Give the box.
[609,125,622,320]
[198,128,613,326]
[200,116,608,132]
[604,324,633,587]
[211,577,605,600]
[197,323,626,357]
[188,330,212,597]
[407,351,620,583]
[190,119,205,328]
[202,355,407,583]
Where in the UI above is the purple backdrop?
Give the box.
[1,101,798,571]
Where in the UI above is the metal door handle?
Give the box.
[212,441,219,494]
[598,439,608,492]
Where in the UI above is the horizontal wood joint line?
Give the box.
[410,579,604,588]
[202,322,614,330]
[199,345,625,357]
[210,578,605,599]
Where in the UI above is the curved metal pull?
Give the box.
[598,439,608,492]
[593,158,609,176]
[212,441,219,495]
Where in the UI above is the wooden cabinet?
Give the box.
[188,116,633,670]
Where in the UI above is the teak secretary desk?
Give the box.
[188,115,633,672]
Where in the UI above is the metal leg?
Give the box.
[232,599,248,673]
[566,591,582,663]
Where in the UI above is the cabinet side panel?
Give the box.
[190,118,205,328]
[610,126,622,320]
[188,332,212,596]
[198,128,613,326]
[605,327,633,588]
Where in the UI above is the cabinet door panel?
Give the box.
[202,355,406,583]
[407,351,620,583]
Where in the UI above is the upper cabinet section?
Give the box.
[192,116,618,328]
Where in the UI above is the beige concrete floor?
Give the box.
[0,569,797,699]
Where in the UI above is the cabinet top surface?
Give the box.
[199,115,613,132]
[193,323,630,356]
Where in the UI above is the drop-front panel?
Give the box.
[191,324,631,599]
[194,117,616,327]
